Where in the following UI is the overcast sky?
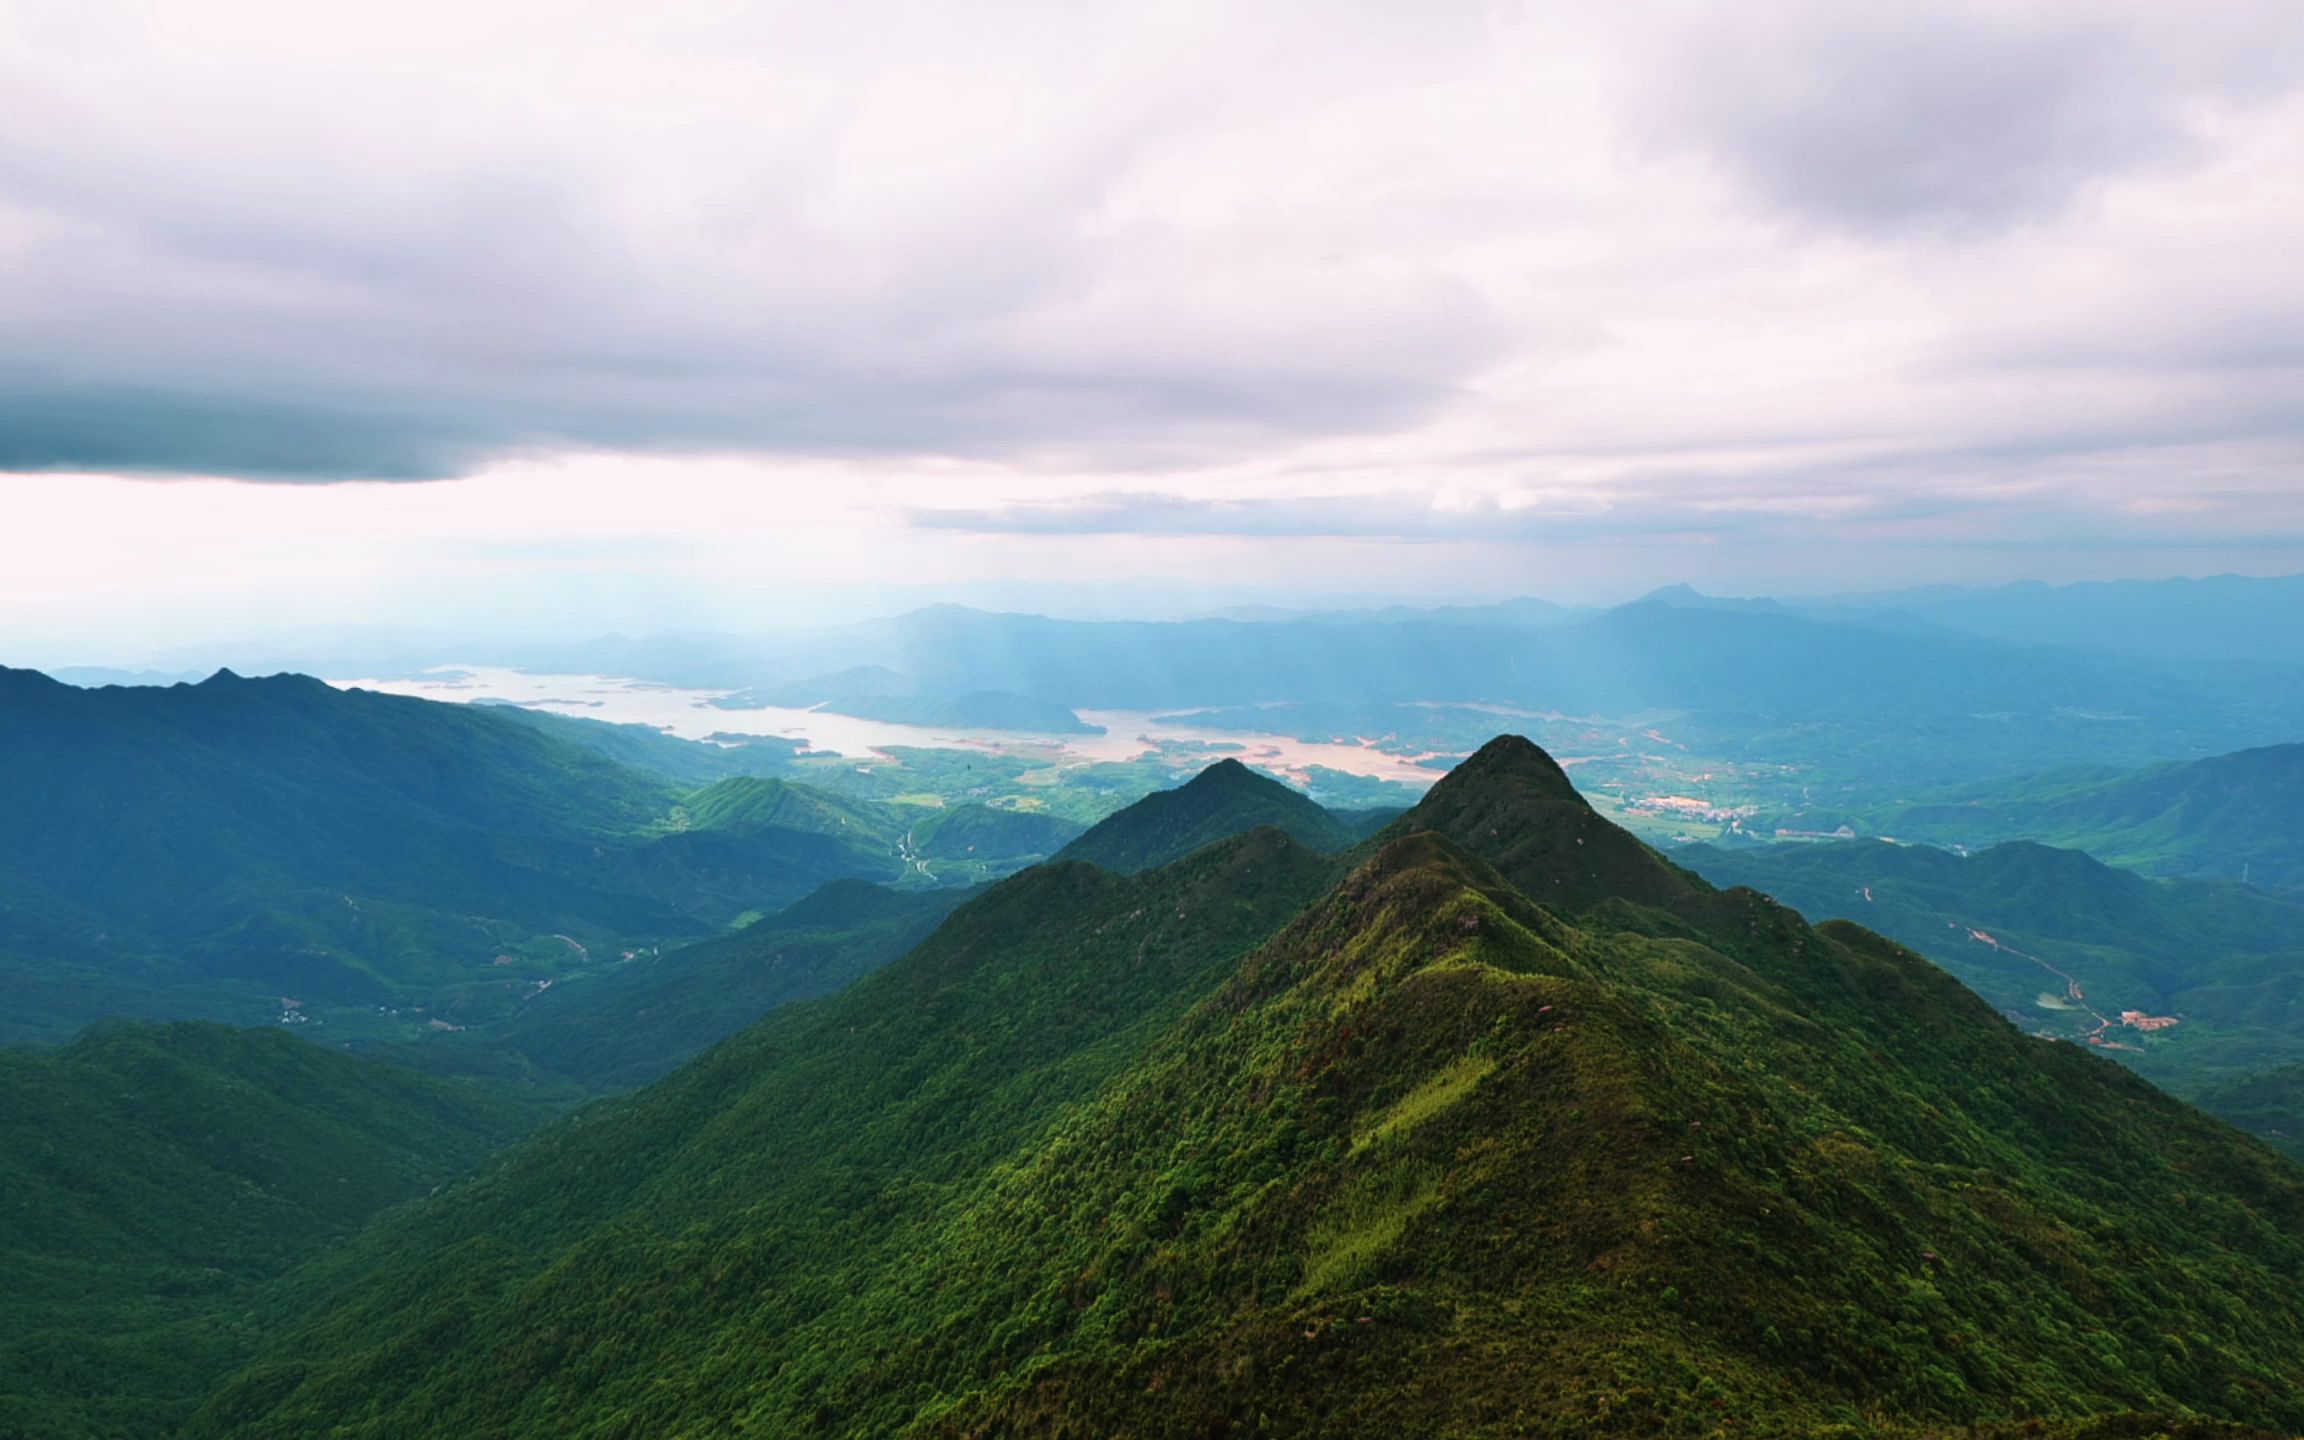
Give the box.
[4,0,2302,659]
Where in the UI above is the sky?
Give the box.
[4,0,2303,661]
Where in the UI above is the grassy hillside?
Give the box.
[909,802,1082,864]
[186,740,2304,1438]
[1054,757,1356,873]
[1678,839,2304,1098]
[0,1022,541,1439]
[1867,744,2304,892]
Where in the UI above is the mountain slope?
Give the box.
[918,830,2304,1437]
[190,741,2304,1438]
[194,826,1342,1438]
[1876,744,2304,891]
[1054,758,1355,872]
[909,802,1083,863]
[0,667,702,1039]
[0,671,1013,1043]
[473,880,975,1089]
[2193,1065,2304,1163]
[0,1022,540,1440]
[1679,839,2304,1094]
[479,702,807,786]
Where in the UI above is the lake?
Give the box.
[328,667,1442,787]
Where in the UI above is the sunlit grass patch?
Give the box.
[1352,1054,1496,1155]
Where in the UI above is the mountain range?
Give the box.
[1845,743,2304,893]
[414,758,1381,1090]
[159,739,2304,1438]
[1679,838,2304,1149]
[0,669,1074,1045]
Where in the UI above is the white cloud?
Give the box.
[2,0,2302,639]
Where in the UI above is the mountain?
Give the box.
[469,881,974,1090]
[1871,743,2304,891]
[0,666,690,1040]
[620,778,1079,913]
[1676,838,2304,1097]
[188,740,2304,1437]
[0,1022,541,1440]
[1631,582,1789,614]
[1792,572,2304,668]
[479,702,808,786]
[2194,1066,2304,1163]
[908,802,1083,863]
[0,670,1017,1044]
[1212,596,1590,628]
[1054,758,1357,872]
[712,664,1103,734]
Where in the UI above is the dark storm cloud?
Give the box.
[0,388,494,480]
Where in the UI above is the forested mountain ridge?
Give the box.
[186,738,2304,1438]
[1679,837,2304,1101]
[464,880,975,1089]
[1054,757,1358,873]
[1864,743,2304,892]
[0,669,1071,1045]
[0,1022,543,1440]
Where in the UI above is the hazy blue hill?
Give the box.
[0,667,705,1035]
[1678,839,2304,1103]
[0,669,990,1043]
[529,603,2304,802]
[1875,743,2304,891]
[1054,757,1356,872]
[0,1022,540,1439]
[1797,572,2304,667]
[712,663,1102,733]
[1213,595,1590,628]
[479,702,807,785]
[778,604,2304,795]
[188,741,2304,1438]
[474,881,973,1089]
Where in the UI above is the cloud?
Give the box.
[1636,0,2304,236]
[1,0,2301,606]
[0,0,1502,479]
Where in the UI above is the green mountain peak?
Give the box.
[1055,757,1356,873]
[1384,733,1697,914]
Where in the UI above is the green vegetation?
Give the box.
[1857,744,2304,892]
[0,1022,543,1439]
[2192,1066,2304,1163]
[0,670,1078,1048]
[1054,757,1357,872]
[180,738,2304,1439]
[1677,839,2304,1101]
[479,702,809,786]
[464,881,974,1089]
